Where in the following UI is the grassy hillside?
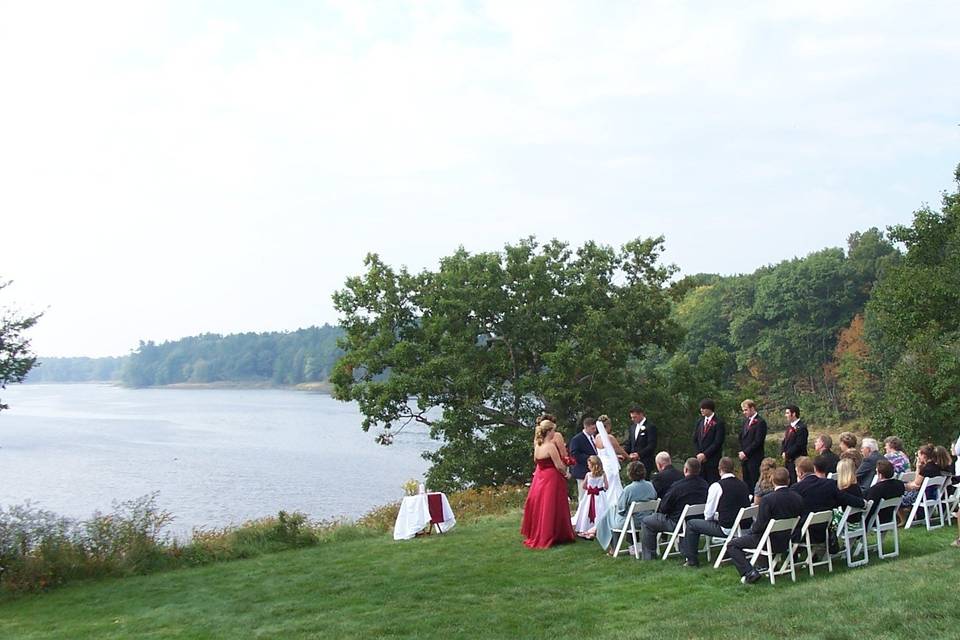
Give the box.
[1,511,957,640]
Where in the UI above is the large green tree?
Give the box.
[0,279,41,412]
[331,237,681,490]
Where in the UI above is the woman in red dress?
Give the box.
[521,418,576,548]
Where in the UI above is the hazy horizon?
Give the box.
[3,2,959,358]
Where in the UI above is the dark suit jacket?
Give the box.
[790,475,865,542]
[568,431,597,480]
[751,487,805,553]
[652,465,683,497]
[694,415,725,464]
[856,451,884,491]
[780,421,809,462]
[738,414,768,459]
[657,475,709,523]
[625,420,657,463]
[817,450,839,474]
[865,478,906,524]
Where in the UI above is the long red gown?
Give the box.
[520,457,576,548]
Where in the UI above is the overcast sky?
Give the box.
[2,1,958,357]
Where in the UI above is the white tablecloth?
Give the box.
[393,492,456,540]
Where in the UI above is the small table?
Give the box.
[393,492,456,541]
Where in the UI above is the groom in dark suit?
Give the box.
[625,405,657,475]
[694,398,725,484]
[569,416,599,502]
[737,399,767,493]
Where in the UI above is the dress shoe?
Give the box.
[681,560,699,568]
[740,570,762,585]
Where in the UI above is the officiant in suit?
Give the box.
[625,406,657,475]
[737,399,767,493]
[694,398,725,484]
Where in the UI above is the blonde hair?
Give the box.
[836,458,857,490]
[757,457,778,492]
[534,420,556,447]
[587,455,603,476]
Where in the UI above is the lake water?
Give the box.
[0,384,435,536]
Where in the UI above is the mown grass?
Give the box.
[1,510,957,640]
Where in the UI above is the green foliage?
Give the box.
[25,356,125,383]
[0,279,41,412]
[120,325,343,387]
[332,237,681,490]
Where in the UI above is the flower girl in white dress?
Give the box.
[572,456,608,538]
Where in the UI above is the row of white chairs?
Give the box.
[610,495,911,585]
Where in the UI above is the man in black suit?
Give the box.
[792,456,864,544]
[856,437,884,492]
[726,467,805,583]
[625,405,657,475]
[651,451,683,497]
[640,458,709,560]
[569,416,599,502]
[737,399,767,493]
[865,459,905,525]
[680,457,752,567]
[781,405,808,485]
[813,434,839,475]
[694,398,725,484]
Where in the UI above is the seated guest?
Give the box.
[727,468,805,584]
[883,436,911,474]
[855,438,883,491]
[753,457,778,505]
[901,445,941,511]
[651,451,683,497]
[595,461,657,553]
[640,458,709,560]
[865,459,905,525]
[933,446,953,475]
[814,434,839,475]
[839,432,863,467]
[680,457,751,567]
[792,456,865,543]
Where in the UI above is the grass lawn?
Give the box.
[1,511,958,640]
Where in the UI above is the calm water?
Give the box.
[0,384,435,535]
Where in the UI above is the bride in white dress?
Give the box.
[594,415,624,508]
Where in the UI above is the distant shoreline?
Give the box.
[23,380,334,394]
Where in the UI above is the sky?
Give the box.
[1,1,958,357]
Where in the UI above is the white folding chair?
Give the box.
[827,473,837,480]
[658,503,706,560]
[836,500,872,568]
[904,476,946,530]
[866,496,903,559]
[789,510,835,576]
[940,475,956,525]
[612,499,659,559]
[900,471,917,485]
[710,505,758,569]
[743,516,801,585]
[869,473,880,487]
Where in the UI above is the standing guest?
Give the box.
[640,458,709,560]
[521,419,576,549]
[883,436,911,475]
[737,399,768,493]
[569,416,599,503]
[865,459,905,525]
[624,406,657,476]
[753,458,779,505]
[651,452,683,497]
[792,456,865,543]
[780,405,808,485]
[680,457,752,567]
[813,434,839,475]
[694,399,726,484]
[727,468,805,584]
[595,461,657,554]
[856,438,884,492]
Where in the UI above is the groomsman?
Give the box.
[625,405,657,475]
[737,399,767,493]
[780,405,808,485]
[569,416,599,501]
[694,398,725,484]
